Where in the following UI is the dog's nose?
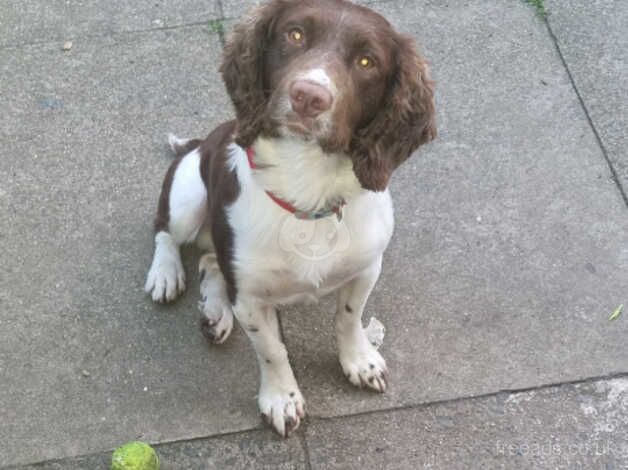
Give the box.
[289,80,333,118]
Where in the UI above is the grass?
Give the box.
[524,0,546,17]
[208,19,225,36]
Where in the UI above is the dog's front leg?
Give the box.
[233,301,305,437]
[336,255,389,392]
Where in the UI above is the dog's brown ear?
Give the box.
[220,1,286,148]
[350,36,436,192]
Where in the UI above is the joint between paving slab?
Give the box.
[542,15,628,209]
[0,18,225,51]
[6,371,627,469]
[0,2,402,53]
[305,370,628,425]
[0,425,267,470]
[213,0,227,47]
[297,424,314,470]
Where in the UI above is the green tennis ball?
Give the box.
[111,441,159,470]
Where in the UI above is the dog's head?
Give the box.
[221,0,436,191]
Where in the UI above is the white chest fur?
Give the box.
[226,141,395,305]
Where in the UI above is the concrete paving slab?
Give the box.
[0,27,262,466]
[220,0,257,18]
[280,0,628,416]
[2,0,628,467]
[0,0,220,47]
[305,377,628,469]
[5,429,307,470]
[220,0,382,20]
[546,0,628,196]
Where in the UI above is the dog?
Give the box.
[145,0,436,437]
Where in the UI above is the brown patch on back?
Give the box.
[172,138,202,158]
[154,156,183,233]
[198,120,241,304]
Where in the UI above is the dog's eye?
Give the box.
[288,28,305,44]
[357,55,375,69]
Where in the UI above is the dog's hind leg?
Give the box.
[145,137,206,303]
[198,253,234,344]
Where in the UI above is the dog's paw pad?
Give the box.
[259,388,306,437]
[199,309,234,344]
[197,255,233,344]
[340,345,388,393]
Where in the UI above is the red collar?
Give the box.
[246,147,345,221]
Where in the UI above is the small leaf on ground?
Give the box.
[609,304,623,321]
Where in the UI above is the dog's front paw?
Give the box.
[339,343,389,393]
[258,385,306,437]
[145,235,185,303]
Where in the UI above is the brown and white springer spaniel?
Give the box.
[145,0,436,437]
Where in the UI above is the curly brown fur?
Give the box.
[350,35,436,191]
[220,1,290,147]
[221,0,436,191]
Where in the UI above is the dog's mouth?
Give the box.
[281,111,322,139]
[270,112,350,155]
[285,114,315,134]
[269,92,330,140]
[269,98,348,152]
